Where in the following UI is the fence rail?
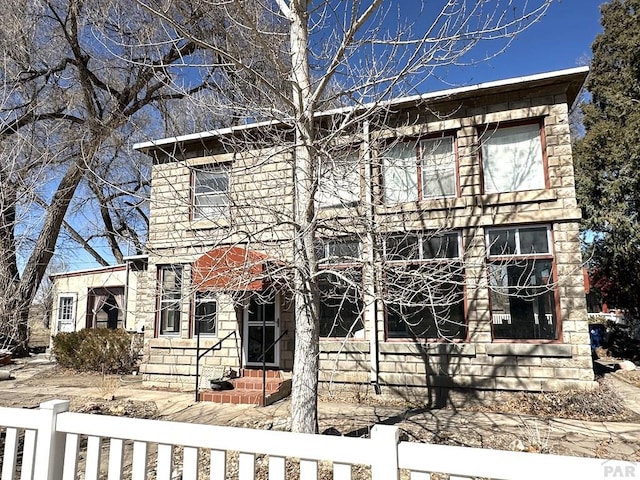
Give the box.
[1,400,637,480]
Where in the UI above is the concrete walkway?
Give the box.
[1,355,639,461]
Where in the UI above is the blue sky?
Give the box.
[428,0,604,88]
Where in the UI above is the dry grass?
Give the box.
[468,378,635,422]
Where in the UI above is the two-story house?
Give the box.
[127,66,594,403]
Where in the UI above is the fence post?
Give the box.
[370,425,400,480]
[33,399,70,480]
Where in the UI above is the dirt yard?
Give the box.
[1,357,640,466]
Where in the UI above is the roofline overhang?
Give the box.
[133,66,589,154]
[49,264,127,280]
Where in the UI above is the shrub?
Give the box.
[52,329,142,374]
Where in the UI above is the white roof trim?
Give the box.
[133,66,589,151]
[49,264,126,278]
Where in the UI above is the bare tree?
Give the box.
[138,0,553,433]
[0,0,238,354]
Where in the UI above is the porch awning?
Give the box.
[192,246,271,292]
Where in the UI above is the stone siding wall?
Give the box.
[139,78,594,395]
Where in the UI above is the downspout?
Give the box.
[124,260,130,331]
[363,119,381,394]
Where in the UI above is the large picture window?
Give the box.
[316,149,361,207]
[158,265,182,336]
[384,135,456,204]
[317,237,363,338]
[486,226,557,340]
[194,292,217,335]
[319,272,364,338]
[193,163,230,220]
[481,123,545,193]
[384,232,465,340]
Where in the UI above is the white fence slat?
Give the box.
[410,473,430,480]
[1,428,18,480]
[370,425,399,480]
[62,433,80,480]
[268,456,285,480]
[209,449,226,480]
[107,438,125,480]
[131,441,148,480]
[56,413,372,465]
[156,444,173,480]
[33,400,70,480]
[299,459,317,480]
[238,452,255,480]
[398,441,635,479]
[19,429,36,480]
[182,447,199,480]
[85,436,102,480]
[0,408,44,430]
[333,462,351,480]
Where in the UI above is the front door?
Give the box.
[243,295,279,368]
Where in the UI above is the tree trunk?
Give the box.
[288,0,320,434]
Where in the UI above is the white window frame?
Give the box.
[481,122,546,194]
[56,293,77,334]
[193,163,230,220]
[158,265,183,336]
[317,238,361,264]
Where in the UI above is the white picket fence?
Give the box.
[1,400,637,480]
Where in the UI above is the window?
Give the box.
[316,149,361,207]
[319,272,364,338]
[158,265,182,335]
[384,135,456,203]
[193,163,230,220]
[317,237,363,338]
[385,232,459,261]
[481,123,545,193]
[386,271,465,339]
[384,232,465,340]
[316,238,361,263]
[486,226,557,340]
[194,292,217,335]
[56,295,76,333]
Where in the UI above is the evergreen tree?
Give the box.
[574,0,640,319]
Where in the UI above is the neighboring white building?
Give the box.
[50,256,147,336]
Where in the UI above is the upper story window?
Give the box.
[316,148,361,208]
[194,292,217,336]
[481,122,545,194]
[486,225,557,341]
[158,265,182,336]
[384,135,456,204]
[193,163,230,220]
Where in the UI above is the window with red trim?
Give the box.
[481,123,545,193]
[487,226,558,340]
[383,135,457,203]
